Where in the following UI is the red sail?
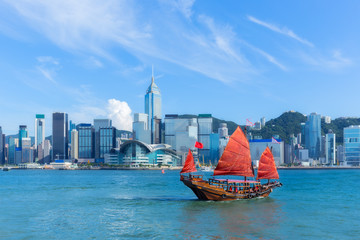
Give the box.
[257,147,279,180]
[214,126,254,177]
[180,149,197,174]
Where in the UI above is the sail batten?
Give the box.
[214,126,254,177]
[257,147,279,179]
[180,149,197,174]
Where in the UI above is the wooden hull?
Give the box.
[181,177,281,201]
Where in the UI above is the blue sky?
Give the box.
[0,0,359,136]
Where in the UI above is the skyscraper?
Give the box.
[8,137,18,164]
[52,112,68,160]
[218,123,228,138]
[21,137,33,163]
[133,113,151,143]
[344,125,360,166]
[0,126,3,165]
[18,125,28,148]
[198,114,213,163]
[71,129,78,160]
[145,71,162,144]
[77,123,94,160]
[305,113,321,159]
[94,119,112,159]
[325,130,336,165]
[99,127,116,159]
[35,114,45,147]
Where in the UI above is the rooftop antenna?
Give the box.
[152,65,154,83]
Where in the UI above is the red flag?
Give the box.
[195,141,203,149]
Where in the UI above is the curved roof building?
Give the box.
[119,140,180,167]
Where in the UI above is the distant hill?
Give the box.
[322,117,360,143]
[250,111,307,143]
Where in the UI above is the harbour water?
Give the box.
[0,169,359,239]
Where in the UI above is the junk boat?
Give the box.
[180,126,282,201]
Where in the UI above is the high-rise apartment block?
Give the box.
[52,112,68,160]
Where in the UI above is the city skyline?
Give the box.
[1,1,360,136]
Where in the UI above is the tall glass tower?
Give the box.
[18,125,28,148]
[145,71,161,144]
[52,112,68,160]
[305,113,321,159]
[35,114,45,147]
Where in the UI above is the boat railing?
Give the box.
[208,178,266,193]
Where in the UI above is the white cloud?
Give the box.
[36,56,60,84]
[37,56,59,65]
[298,49,352,70]
[107,99,133,131]
[4,0,260,84]
[247,15,314,47]
[175,0,195,19]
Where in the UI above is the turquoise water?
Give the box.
[0,169,359,239]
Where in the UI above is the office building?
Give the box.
[21,138,33,163]
[35,114,45,147]
[18,125,28,148]
[0,127,3,165]
[15,147,22,165]
[77,123,95,161]
[325,131,336,165]
[260,117,266,128]
[323,116,331,124]
[43,139,51,164]
[99,127,116,159]
[209,133,219,163]
[344,125,360,166]
[249,139,284,166]
[164,114,198,156]
[198,114,213,163]
[145,72,162,144]
[71,129,79,160]
[218,123,228,138]
[133,113,151,144]
[8,137,18,164]
[68,120,76,144]
[337,145,344,165]
[254,121,261,130]
[94,119,112,159]
[52,112,68,160]
[305,113,321,159]
[300,123,306,145]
